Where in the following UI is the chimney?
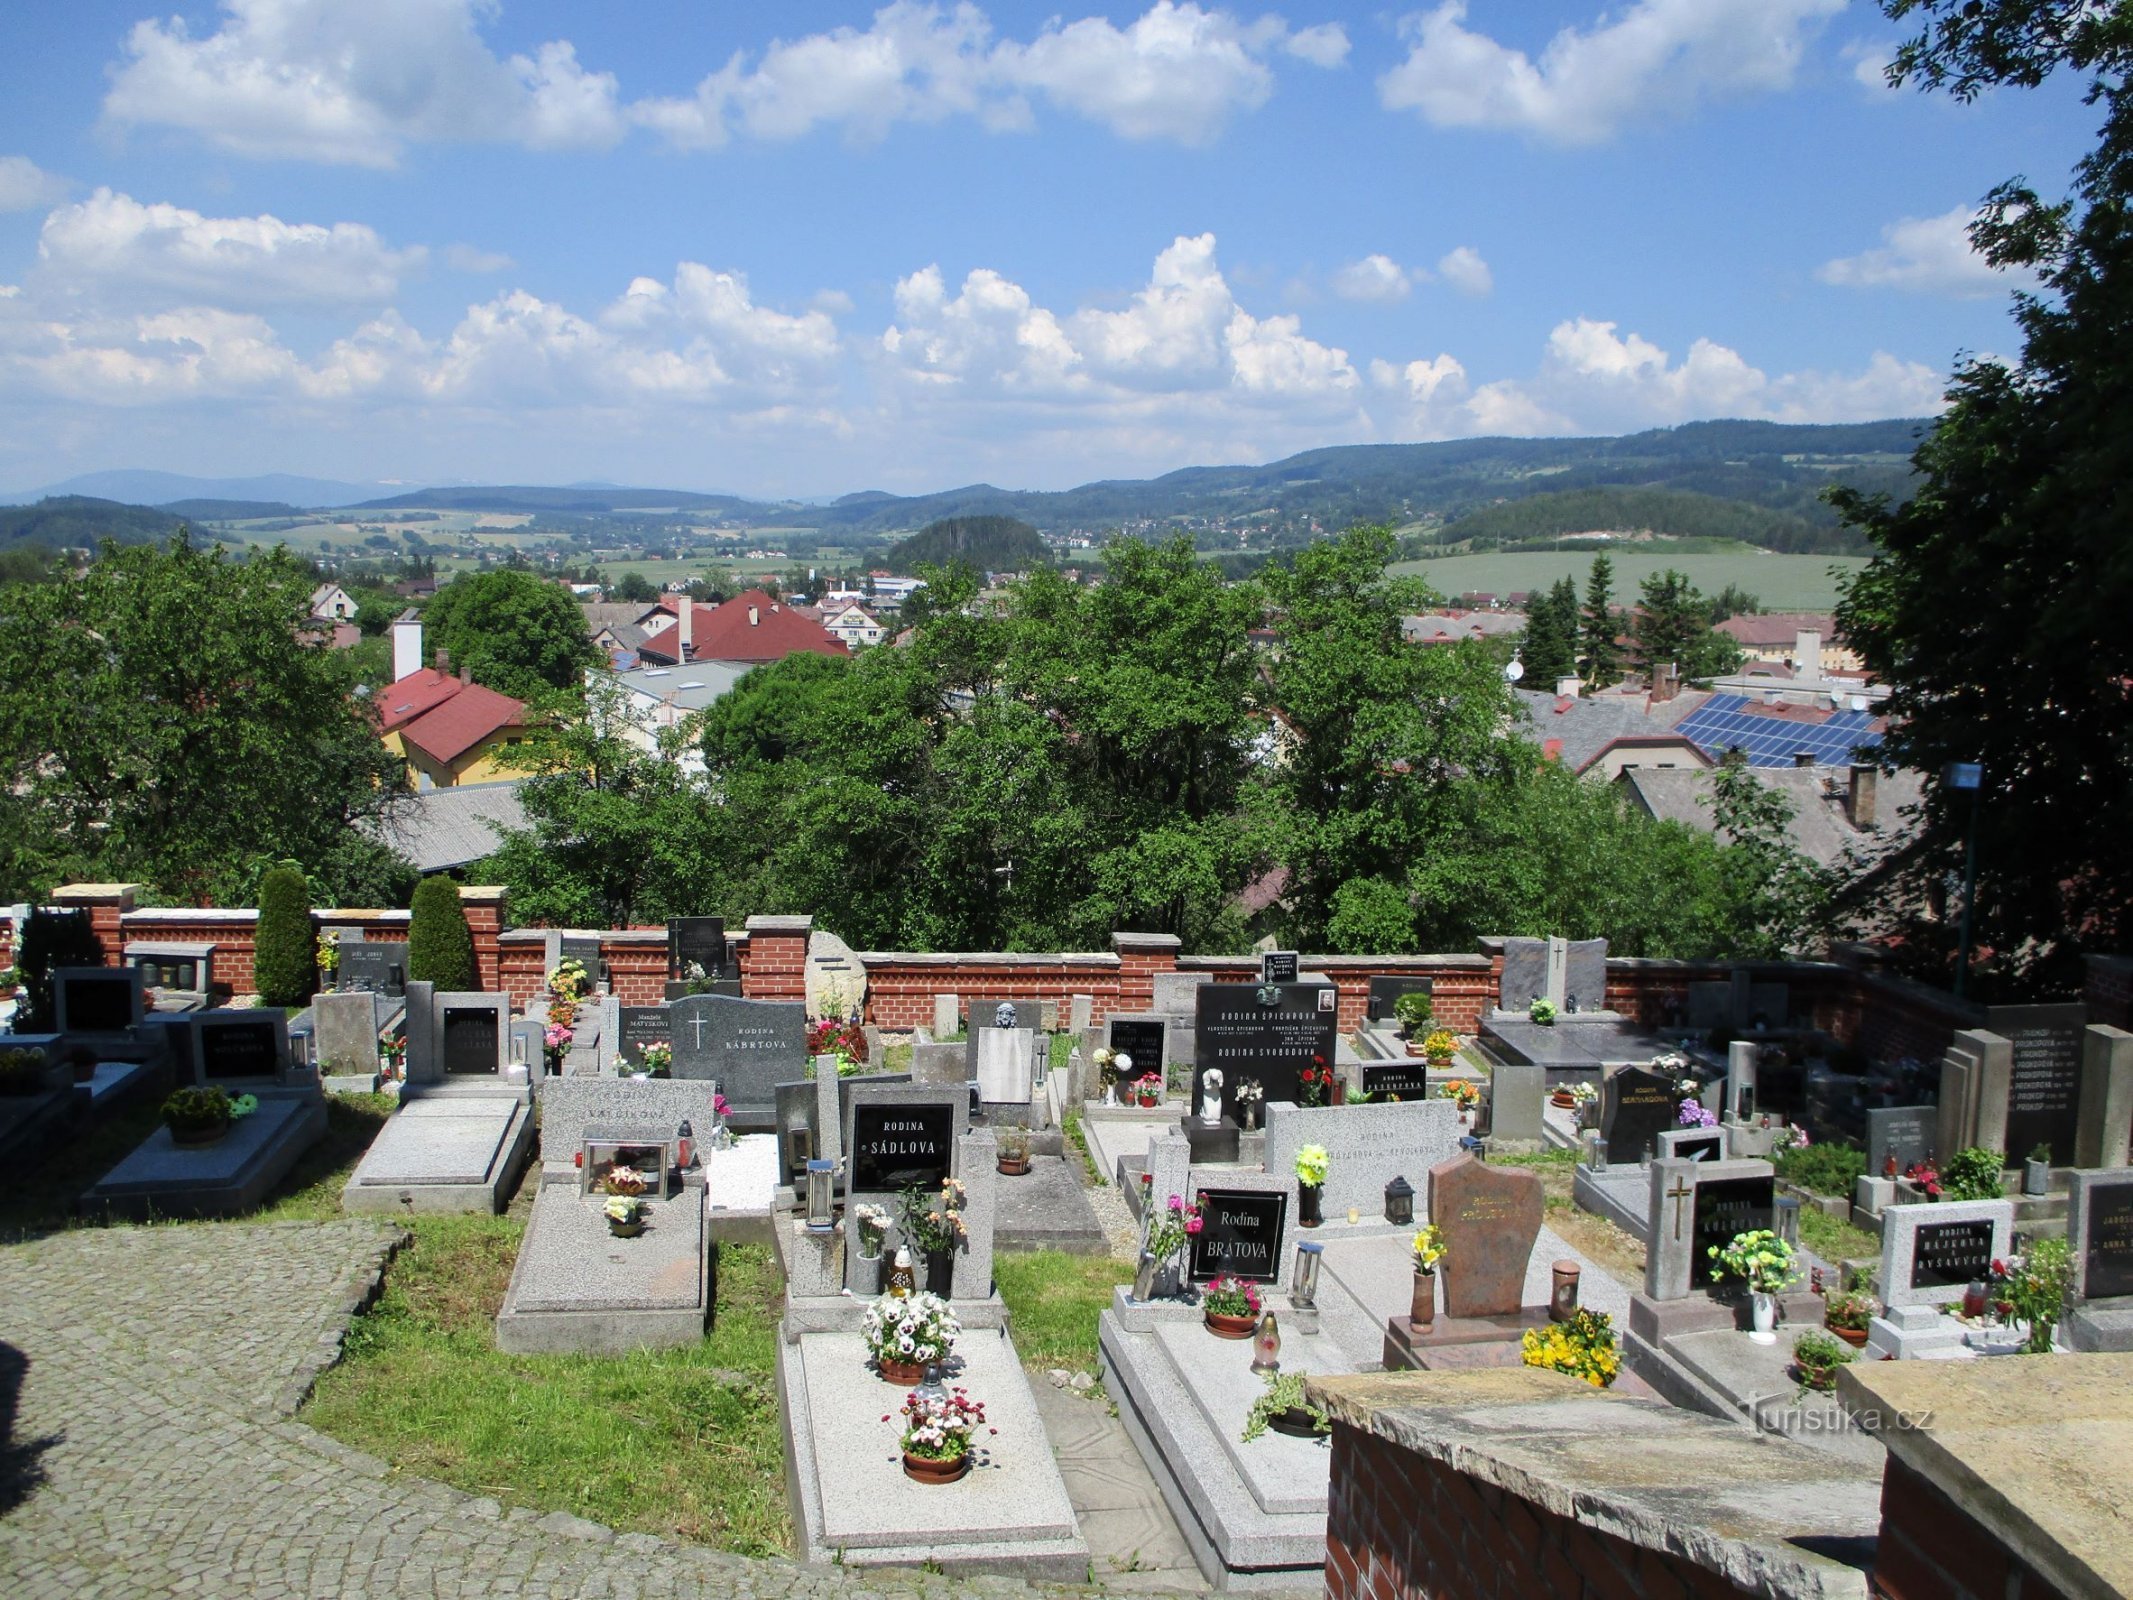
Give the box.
[390,611,423,683]
[1848,763,1879,830]
[1652,662,1678,702]
[1793,749,1816,768]
[748,604,760,626]
[1794,627,1822,683]
[434,646,450,675]
[679,598,693,661]
[1555,676,1583,698]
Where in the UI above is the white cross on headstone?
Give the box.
[690,1013,710,1049]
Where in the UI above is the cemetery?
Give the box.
[2,892,2131,1600]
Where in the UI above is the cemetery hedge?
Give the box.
[252,864,316,1008]
[406,876,478,991]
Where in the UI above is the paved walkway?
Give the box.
[0,1221,1092,1600]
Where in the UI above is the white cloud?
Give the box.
[1331,254,1415,303]
[1436,245,1492,296]
[1846,39,1898,94]
[0,156,68,213]
[1818,206,2030,299]
[1379,0,1844,144]
[37,189,423,307]
[103,0,628,167]
[445,243,513,274]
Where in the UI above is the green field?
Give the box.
[1389,550,1870,611]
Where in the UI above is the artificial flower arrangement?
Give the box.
[806,1018,868,1065]
[1412,1223,1447,1272]
[1677,1098,1718,1128]
[639,1040,673,1077]
[604,1164,648,1198]
[1569,1082,1598,1107]
[1775,1122,1812,1151]
[1201,1275,1263,1319]
[1529,998,1557,1026]
[543,1022,574,1066]
[604,1194,646,1228]
[1145,1193,1204,1261]
[547,957,590,1001]
[900,1178,969,1257]
[1707,1229,1801,1296]
[891,1385,992,1463]
[1294,1144,1331,1187]
[862,1289,960,1369]
[1439,1079,1481,1112]
[1903,1160,1943,1199]
[1092,1046,1121,1096]
[1422,1029,1459,1063]
[1522,1307,1620,1388]
[377,1035,407,1082]
[1234,1078,1264,1109]
[854,1202,891,1259]
[1298,1062,1334,1108]
[315,931,341,975]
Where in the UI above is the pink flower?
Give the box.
[1185,1216,1203,1235]
[1167,1194,1183,1212]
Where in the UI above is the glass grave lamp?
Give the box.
[1250,1310,1282,1374]
[1585,1135,1609,1171]
[804,1159,836,1233]
[1292,1241,1324,1309]
[1774,1195,1801,1251]
[1383,1175,1415,1227]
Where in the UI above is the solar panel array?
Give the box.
[1674,694,1883,769]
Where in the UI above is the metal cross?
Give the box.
[1667,1177,1693,1241]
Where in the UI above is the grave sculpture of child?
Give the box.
[1200,1067,1223,1125]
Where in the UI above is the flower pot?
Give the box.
[2023,1158,2050,1196]
[925,1250,954,1298]
[878,1356,925,1385]
[170,1120,230,1147]
[997,1155,1030,1176]
[1137,1092,1158,1108]
[607,1215,647,1238]
[1204,1311,1257,1339]
[1795,1362,1840,1394]
[902,1450,970,1484]
[1830,1325,1869,1349]
[1750,1291,1778,1345]
[1550,1091,1577,1109]
[1409,1269,1436,1334]
[73,1058,98,1084]
[1267,1407,1325,1440]
[1406,1042,1427,1057]
[1298,1184,1322,1229]
[1240,1103,1261,1131]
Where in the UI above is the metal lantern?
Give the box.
[1585,1135,1609,1171]
[1774,1195,1801,1250]
[804,1159,836,1233]
[1383,1175,1415,1227]
[1250,1311,1282,1374]
[1293,1241,1324,1309]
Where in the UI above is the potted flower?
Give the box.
[1550,1081,1577,1110]
[0,1046,51,1097]
[1093,1046,1120,1104]
[1410,1223,1446,1333]
[854,1203,891,1263]
[1529,997,1557,1027]
[1423,1029,1458,1067]
[1902,1160,1943,1200]
[1999,1237,2072,1353]
[1822,1283,1875,1348]
[1295,1144,1329,1228]
[1569,1081,1599,1129]
[1394,991,1434,1048]
[1136,1193,1203,1300]
[1791,1329,1854,1393]
[1677,1098,1718,1130]
[892,1385,990,1484]
[313,934,339,991]
[1708,1229,1801,1344]
[862,1289,960,1384]
[543,1022,573,1074]
[2023,1142,2052,1197]
[1202,1274,1263,1338]
[1235,1077,1265,1131]
[377,1035,406,1083]
[1439,1078,1481,1130]
[604,1164,648,1198]
[997,1124,1032,1176]
[1941,1146,2007,1202]
[1521,1307,1620,1387]
[900,1179,969,1296]
[605,1194,648,1238]
[639,1040,673,1078]
[1135,1070,1161,1109]
[1240,1370,1330,1442]
[161,1085,234,1146]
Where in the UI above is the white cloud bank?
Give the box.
[0,156,69,213]
[1379,0,1845,143]
[1329,247,1490,304]
[1819,207,2033,299]
[103,0,1346,164]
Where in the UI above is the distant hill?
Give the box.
[1439,486,1825,552]
[159,498,304,521]
[351,484,768,516]
[10,469,406,508]
[885,515,1050,574]
[0,496,192,549]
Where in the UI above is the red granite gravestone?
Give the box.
[1428,1153,1543,1318]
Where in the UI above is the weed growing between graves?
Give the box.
[994,1248,1120,1377]
[306,1219,793,1555]
[1062,1106,1104,1186]
[1494,1148,1648,1287]
[1797,1206,1879,1270]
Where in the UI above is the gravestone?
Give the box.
[1498,939,1548,1012]
[963,999,1042,1078]
[1726,1040,1761,1122]
[1263,1099,1462,1220]
[668,994,807,1124]
[774,1081,816,1180]
[1985,1002,2087,1164]
[1643,1157,1776,1301]
[806,927,865,1020]
[1105,1016,1167,1074]
[193,1010,290,1083]
[337,940,404,996]
[313,991,380,1076]
[1562,939,1608,1014]
[441,1002,504,1076]
[1366,975,1433,1024]
[848,1094,961,1193]
[1193,981,1338,1119]
[401,982,436,1081]
[614,1005,670,1070]
[1069,994,1094,1033]
[1427,1152,1543,1318]
[1866,1105,1935,1178]
[53,968,143,1033]
[1600,1064,1679,1164]
[933,993,960,1037]
[974,1027,1035,1107]
[1189,1187,1287,1284]
[667,916,726,979]
[1260,950,1300,984]
[1150,972,1210,1016]
[1361,1062,1432,1100]
[1656,1127,1725,1163]
[2070,1170,2133,1302]
[559,935,603,979]
[1489,1062,1546,1143]
[1880,1199,2015,1309]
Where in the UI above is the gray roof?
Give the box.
[1619,764,1924,869]
[1404,611,1524,643]
[1512,688,1707,774]
[611,659,753,713]
[372,781,528,873]
[581,602,665,636]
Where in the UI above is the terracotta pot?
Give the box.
[878,1356,925,1385]
[1795,1363,1840,1394]
[997,1155,1030,1175]
[1830,1325,1869,1348]
[1406,1042,1427,1058]
[1137,1092,1158,1108]
[170,1121,230,1147]
[607,1218,646,1239]
[1204,1311,1257,1340]
[1550,1091,1577,1109]
[902,1450,970,1484]
[1267,1407,1324,1440]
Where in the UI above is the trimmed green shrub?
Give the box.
[13,906,104,1031]
[252,864,316,1008]
[406,877,478,990]
[1941,1146,2006,1202]
[1772,1139,1866,1198]
[161,1085,232,1133]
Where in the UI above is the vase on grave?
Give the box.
[925,1250,954,1298]
[1298,1183,1323,1229]
[1133,1250,1159,1303]
[902,1451,969,1485]
[1750,1291,1777,1344]
[1409,1268,1436,1333]
[2024,1156,2050,1196]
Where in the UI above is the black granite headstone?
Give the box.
[1689,1174,1776,1290]
[2084,1183,2133,1301]
[1908,1219,1996,1292]
[1601,1065,1679,1165]
[663,978,742,1001]
[60,973,137,1032]
[1260,950,1299,984]
[849,1102,955,1193]
[199,1017,282,1080]
[615,1005,670,1068]
[1189,1188,1287,1283]
[1866,1106,1936,1177]
[1672,1132,1724,1163]
[1361,1063,1432,1100]
[1107,1019,1165,1070]
[1193,982,1338,1119]
[667,916,727,979]
[559,936,603,977]
[1985,1002,2086,1164]
[441,1006,501,1075]
[338,940,404,996]
[1366,975,1433,1023]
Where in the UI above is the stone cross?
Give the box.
[1666,1175,1693,1241]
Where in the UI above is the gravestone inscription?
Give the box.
[1688,1173,1776,1290]
[615,1005,670,1069]
[1106,1018,1165,1070]
[1361,1063,1431,1100]
[198,1014,284,1080]
[56,970,140,1033]
[849,1103,956,1193]
[1909,1220,1996,1292]
[337,940,404,996]
[1601,1065,1678,1165]
[667,916,726,979]
[668,995,806,1119]
[1866,1106,1935,1177]
[1428,1153,1542,1318]
[1189,1188,1287,1283]
[1366,976,1432,1024]
[442,1007,501,1075]
[559,935,603,976]
[1260,950,1299,984]
[1193,982,1337,1119]
[2081,1181,2133,1301]
[1985,1002,2087,1164]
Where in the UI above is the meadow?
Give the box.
[1389,549,1870,611]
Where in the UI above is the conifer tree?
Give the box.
[406,877,478,991]
[1580,556,1622,688]
[252,864,317,1008]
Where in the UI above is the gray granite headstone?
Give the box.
[1866,1105,1935,1179]
[1563,939,1608,1014]
[191,1008,293,1086]
[436,993,508,1078]
[1262,1099,1461,1221]
[974,1027,1035,1106]
[774,1080,816,1180]
[1498,939,1547,1012]
[962,999,1042,1077]
[402,982,437,1082]
[933,993,960,1037]
[1489,1062,1545,1143]
[337,939,404,996]
[1880,1199,2014,1309]
[313,991,379,1076]
[911,1040,966,1087]
[1069,994,1094,1032]
[537,1077,722,1163]
[614,1005,671,1069]
[1643,1157,1776,1301]
[668,994,806,1124]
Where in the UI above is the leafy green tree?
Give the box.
[1705,754,1833,958]
[1580,555,1622,688]
[252,864,317,1007]
[610,571,657,604]
[12,907,104,1032]
[406,877,478,990]
[0,535,412,906]
[1707,583,1763,623]
[1519,577,1580,685]
[1830,0,2133,990]
[1633,569,1744,683]
[421,570,597,699]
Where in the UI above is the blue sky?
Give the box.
[0,0,2098,498]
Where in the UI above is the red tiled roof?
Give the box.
[375,668,466,732]
[638,589,849,665]
[399,681,526,766]
[1715,611,1841,648]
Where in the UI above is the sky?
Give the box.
[0,0,2100,499]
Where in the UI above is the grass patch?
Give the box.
[1049,1032,1074,1075]
[1495,1147,1647,1287]
[1800,1206,1880,1269]
[307,1219,792,1555]
[1062,1106,1103,1185]
[878,1041,912,1073]
[995,1249,1121,1375]
[255,1092,395,1220]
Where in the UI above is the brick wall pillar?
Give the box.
[1111,931,1179,1016]
[50,883,138,967]
[743,915,812,1002]
[458,886,509,994]
[1870,1457,2058,1600]
[2085,954,2133,1030]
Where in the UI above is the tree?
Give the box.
[1705,754,1833,958]
[0,534,413,906]
[610,571,657,604]
[1632,569,1743,684]
[252,864,317,1007]
[1829,0,2133,991]
[406,877,478,990]
[12,906,103,1032]
[1580,556,1622,688]
[421,570,597,699]
[1707,583,1762,624]
[1519,576,1580,686]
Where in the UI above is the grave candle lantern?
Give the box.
[1585,1136,1609,1171]
[1250,1311,1281,1374]
[804,1159,836,1233]
[1774,1195,1801,1250]
[1549,1260,1580,1322]
[1292,1241,1323,1309]
[1383,1175,1414,1226]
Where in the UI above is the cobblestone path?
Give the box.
[0,1221,1068,1600]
